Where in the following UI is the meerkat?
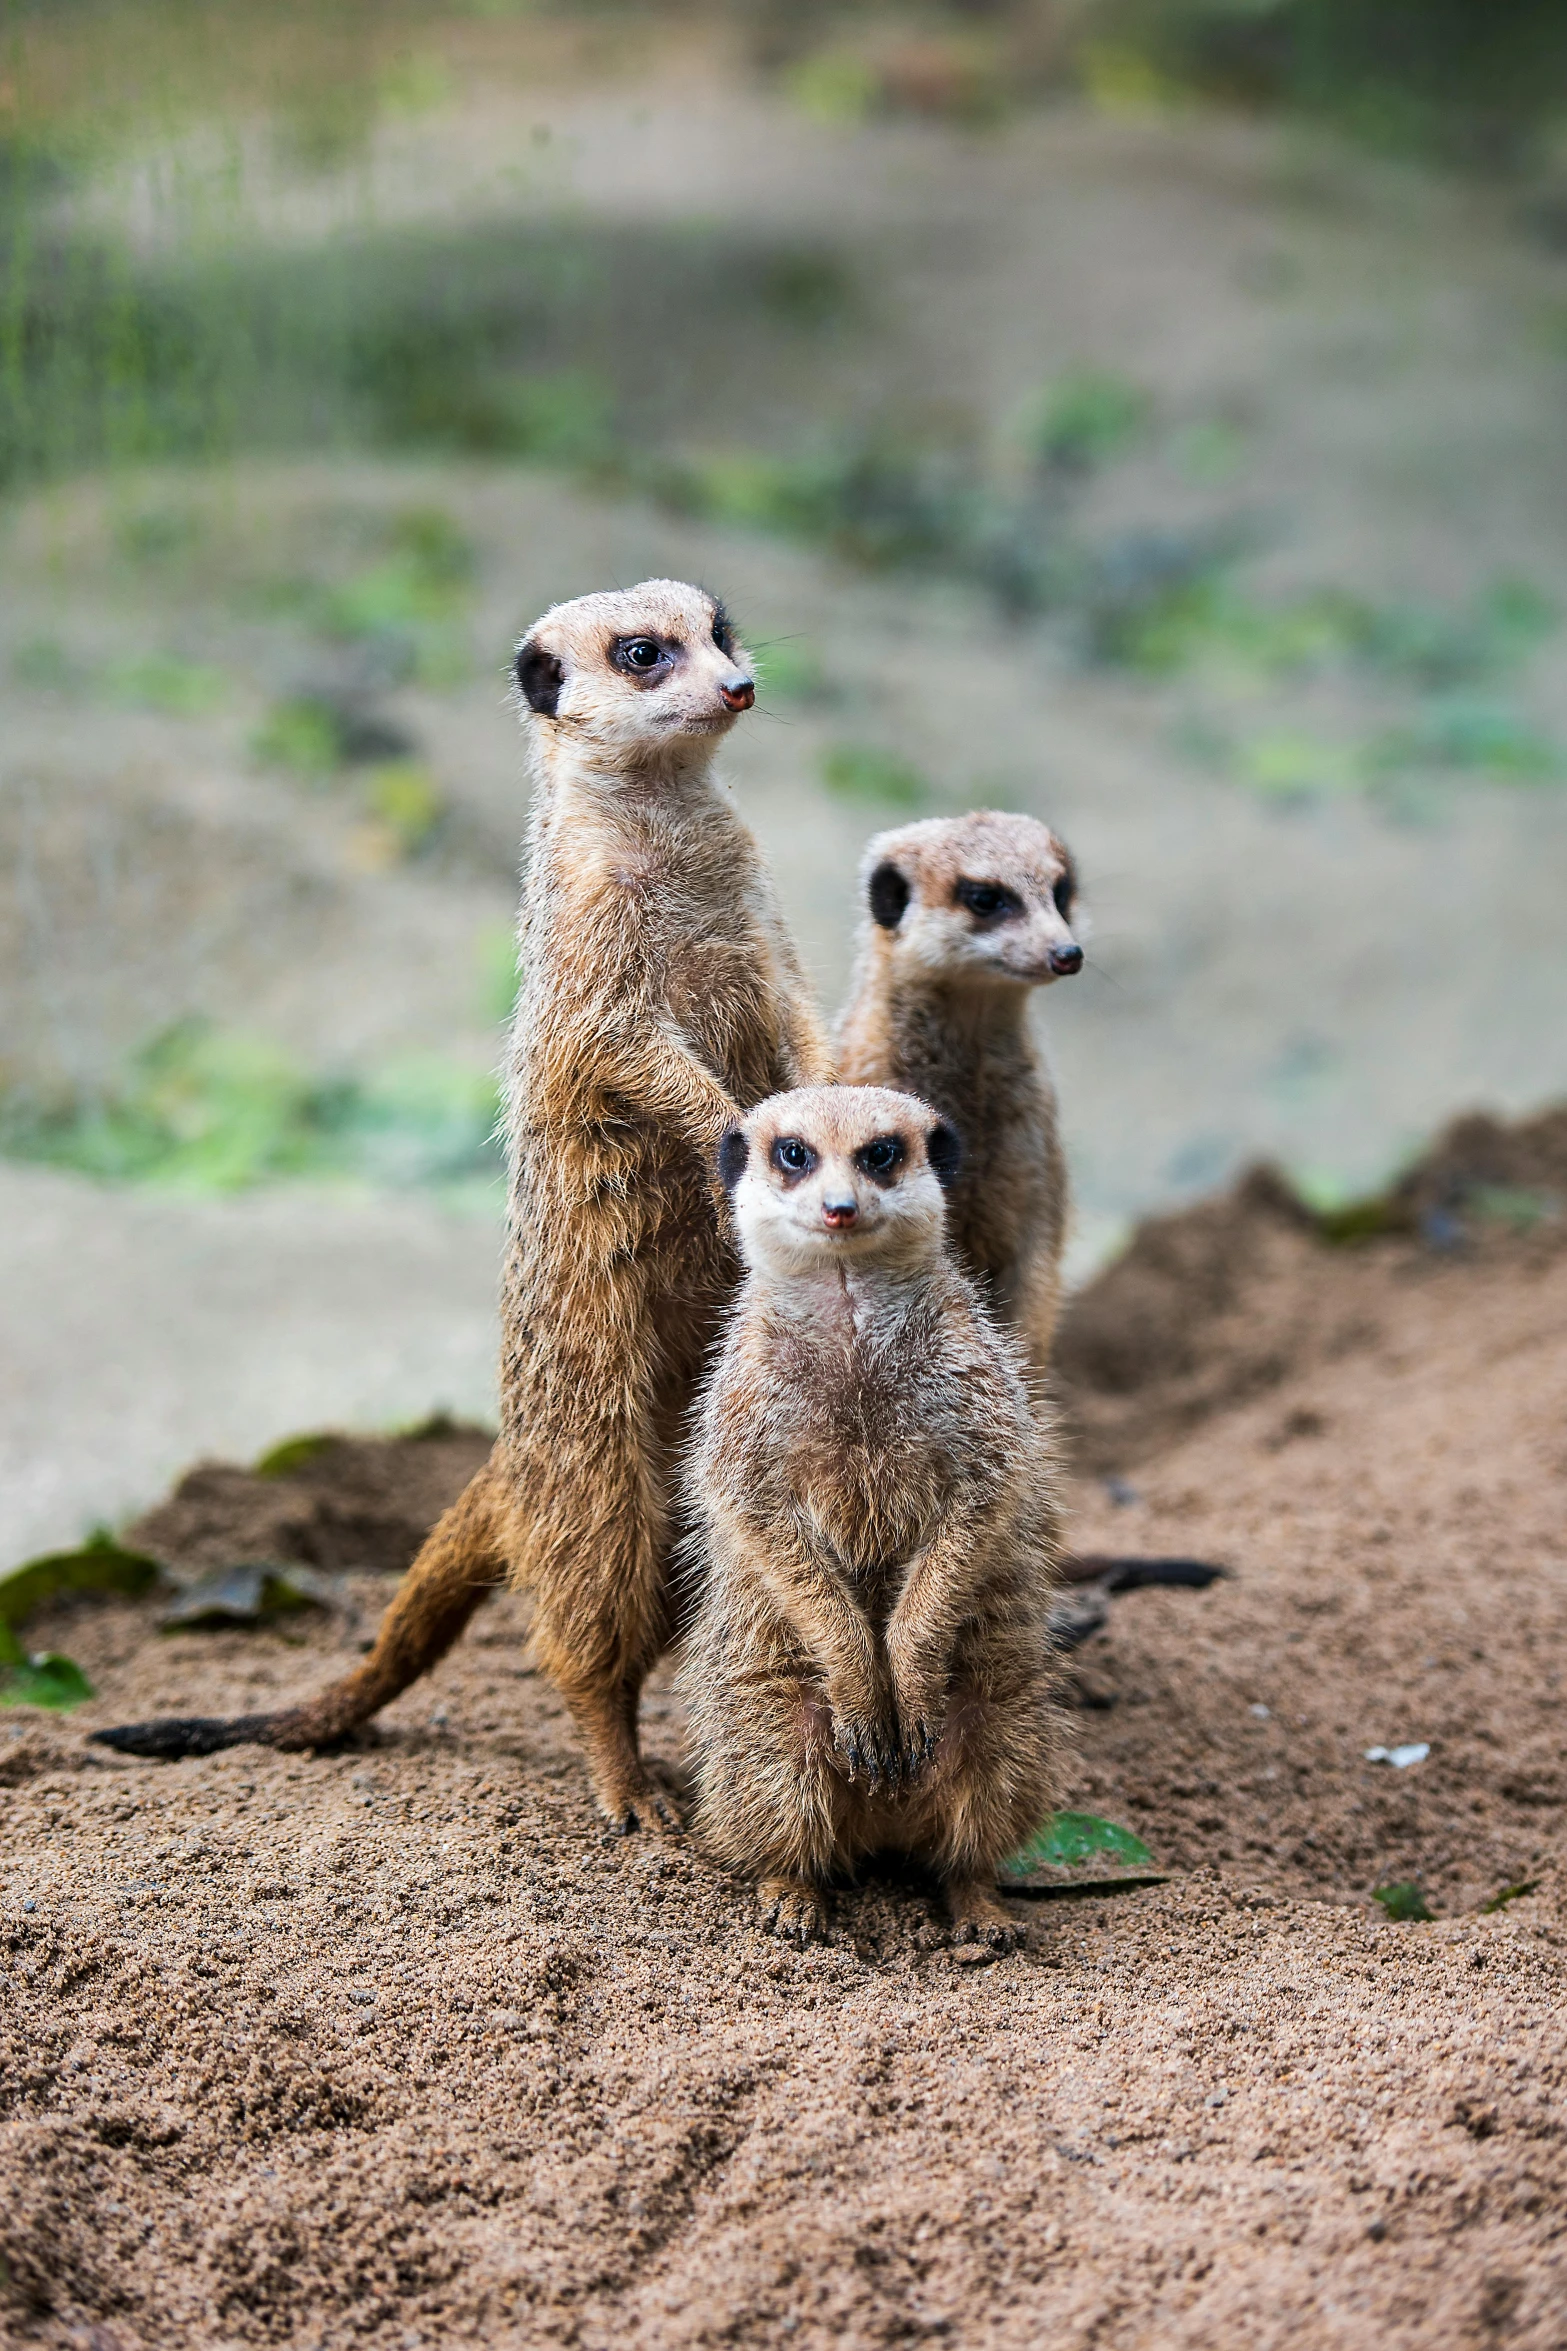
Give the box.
[835,811,1082,1378]
[835,814,1226,1616]
[678,1084,1063,1947]
[95,581,834,1830]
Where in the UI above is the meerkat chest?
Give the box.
[777,1328,954,1578]
[595,829,786,1092]
[671,942,801,1117]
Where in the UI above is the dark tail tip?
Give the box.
[1102,1556,1230,1594]
[88,1713,280,1760]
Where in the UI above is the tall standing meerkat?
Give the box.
[96,581,833,1830]
[835,811,1082,1377]
[679,1084,1063,1947]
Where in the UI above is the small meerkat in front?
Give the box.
[835,812,1083,1376]
[678,1085,1063,1945]
[95,582,833,1827]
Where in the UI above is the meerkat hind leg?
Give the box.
[759,1875,831,1945]
[562,1671,682,1835]
[945,1877,1026,1950]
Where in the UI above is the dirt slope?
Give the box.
[2,1116,1565,2350]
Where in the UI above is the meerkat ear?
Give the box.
[867,861,911,930]
[926,1121,962,1190]
[515,638,565,718]
[718,1127,749,1191]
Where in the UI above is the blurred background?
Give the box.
[4,0,1567,1559]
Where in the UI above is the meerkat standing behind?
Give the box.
[835,813,1082,1375]
[679,1085,1062,1946]
[96,582,832,1830]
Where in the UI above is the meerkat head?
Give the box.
[719,1085,961,1280]
[858,811,1083,989]
[512,580,754,773]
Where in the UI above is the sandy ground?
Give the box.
[3,1113,1564,2350]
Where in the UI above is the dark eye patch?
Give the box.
[1052,857,1077,921]
[853,1134,906,1187]
[954,878,1023,922]
[612,635,674,682]
[867,861,911,930]
[770,1135,818,1185]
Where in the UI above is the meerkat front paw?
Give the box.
[946,1880,1025,1950]
[886,1669,944,1786]
[895,1709,941,1784]
[829,1705,898,1792]
[759,1877,830,1944]
[600,1778,685,1837]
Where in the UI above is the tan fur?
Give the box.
[835,812,1082,1375]
[99,582,832,1820]
[678,1085,1063,1944]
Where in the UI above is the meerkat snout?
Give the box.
[512,579,755,762]
[861,813,1083,988]
[719,1086,961,1275]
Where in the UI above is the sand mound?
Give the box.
[122,1418,494,1580]
[1054,1105,1567,1471]
[3,1108,1565,2349]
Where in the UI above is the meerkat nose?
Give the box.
[1047,943,1083,976]
[822,1197,859,1229]
[719,678,755,712]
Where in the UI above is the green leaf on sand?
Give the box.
[1481,1879,1539,1915]
[1372,1880,1434,1922]
[1004,1810,1155,1876]
[0,1531,167,1629]
[0,1652,95,1711]
[253,1432,338,1479]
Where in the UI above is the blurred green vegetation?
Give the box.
[819,742,931,810]
[0,1021,503,1194]
[749,1,1567,167]
[1097,0,1567,167]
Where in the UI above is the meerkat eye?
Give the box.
[1052,870,1076,920]
[710,602,737,659]
[954,879,1021,921]
[854,1134,906,1185]
[613,636,667,678]
[770,1135,817,1182]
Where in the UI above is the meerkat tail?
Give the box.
[1057,1552,1228,1590]
[90,1459,508,1762]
